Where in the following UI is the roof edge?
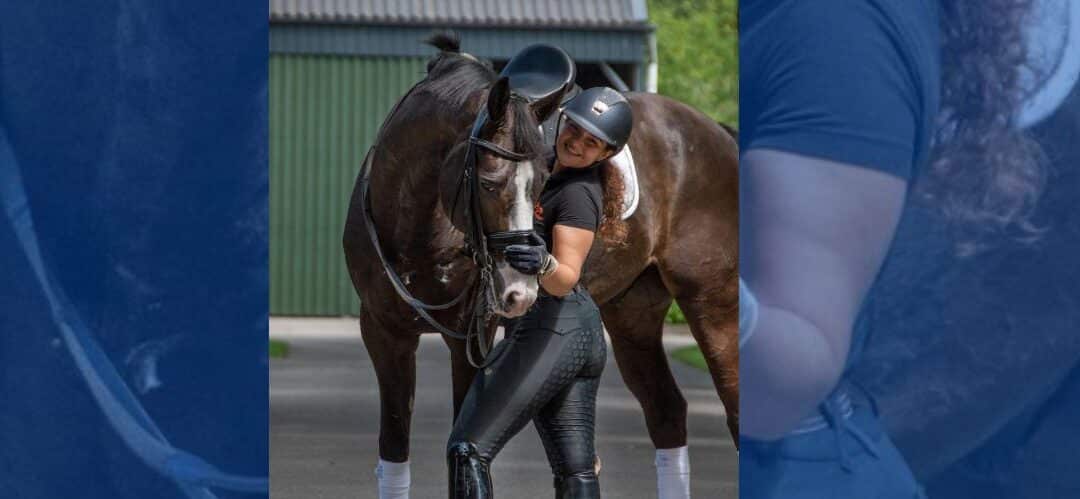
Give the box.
[268,18,656,33]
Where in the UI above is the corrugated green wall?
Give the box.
[270,54,427,315]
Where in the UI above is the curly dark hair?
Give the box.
[925,0,1047,255]
[597,158,628,246]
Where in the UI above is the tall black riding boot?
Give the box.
[554,473,600,499]
[447,442,494,499]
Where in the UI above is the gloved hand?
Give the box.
[504,244,552,275]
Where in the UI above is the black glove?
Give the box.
[504,244,551,275]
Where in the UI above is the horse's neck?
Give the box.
[371,164,441,238]
[370,85,481,263]
[369,149,462,268]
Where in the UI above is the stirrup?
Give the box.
[554,473,600,499]
[447,442,493,499]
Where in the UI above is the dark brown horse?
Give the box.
[343,36,738,486]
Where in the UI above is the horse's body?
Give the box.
[343,42,738,476]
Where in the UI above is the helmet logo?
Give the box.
[591,101,609,114]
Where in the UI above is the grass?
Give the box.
[666,302,687,324]
[671,345,707,371]
[269,339,290,359]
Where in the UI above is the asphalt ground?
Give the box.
[270,317,737,498]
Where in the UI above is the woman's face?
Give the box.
[556,119,614,168]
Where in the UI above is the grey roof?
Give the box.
[269,0,650,30]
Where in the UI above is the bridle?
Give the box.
[360,93,545,368]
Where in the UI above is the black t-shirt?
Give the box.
[740,0,941,370]
[740,0,940,179]
[534,154,603,251]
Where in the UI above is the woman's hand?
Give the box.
[504,244,553,275]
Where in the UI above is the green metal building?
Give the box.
[270,0,654,315]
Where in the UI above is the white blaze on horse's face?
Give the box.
[495,160,539,318]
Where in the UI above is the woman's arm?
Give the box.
[740,149,906,439]
[539,224,594,296]
[739,0,934,439]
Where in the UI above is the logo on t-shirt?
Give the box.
[534,202,544,221]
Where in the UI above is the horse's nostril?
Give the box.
[505,291,523,307]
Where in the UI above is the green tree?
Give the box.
[648,0,738,126]
[649,0,737,324]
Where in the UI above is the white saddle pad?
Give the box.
[609,145,640,220]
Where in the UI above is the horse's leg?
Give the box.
[657,246,740,445]
[673,288,739,444]
[360,310,420,499]
[601,266,692,499]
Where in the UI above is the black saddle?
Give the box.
[500,44,577,104]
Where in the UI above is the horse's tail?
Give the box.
[425,32,461,53]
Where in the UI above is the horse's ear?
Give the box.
[529,84,568,123]
[486,76,511,123]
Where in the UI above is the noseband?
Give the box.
[361,98,544,368]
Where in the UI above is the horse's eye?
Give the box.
[480,179,498,192]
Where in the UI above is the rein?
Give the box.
[360,91,542,368]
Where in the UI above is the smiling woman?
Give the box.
[442,85,636,498]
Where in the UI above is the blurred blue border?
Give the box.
[0,3,268,498]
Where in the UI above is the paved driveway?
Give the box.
[270,317,737,498]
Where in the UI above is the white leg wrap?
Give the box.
[375,459,410,499]
[655,446,691,499]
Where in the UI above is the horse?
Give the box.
[342,34,738,491]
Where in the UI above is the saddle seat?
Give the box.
[499,44,577,104]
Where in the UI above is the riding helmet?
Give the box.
[560,86,634,151]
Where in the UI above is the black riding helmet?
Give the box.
[559,86,634,151]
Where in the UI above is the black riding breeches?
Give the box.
[448,290,606,498]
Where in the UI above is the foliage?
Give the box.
[671,345,708,371]
[666,302,687,324]
[648,0,738,125]
[650,0,737,323]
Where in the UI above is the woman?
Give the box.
[738,0,1042,497]
[446,86,633,499]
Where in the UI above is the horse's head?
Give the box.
[440,76,558,317]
